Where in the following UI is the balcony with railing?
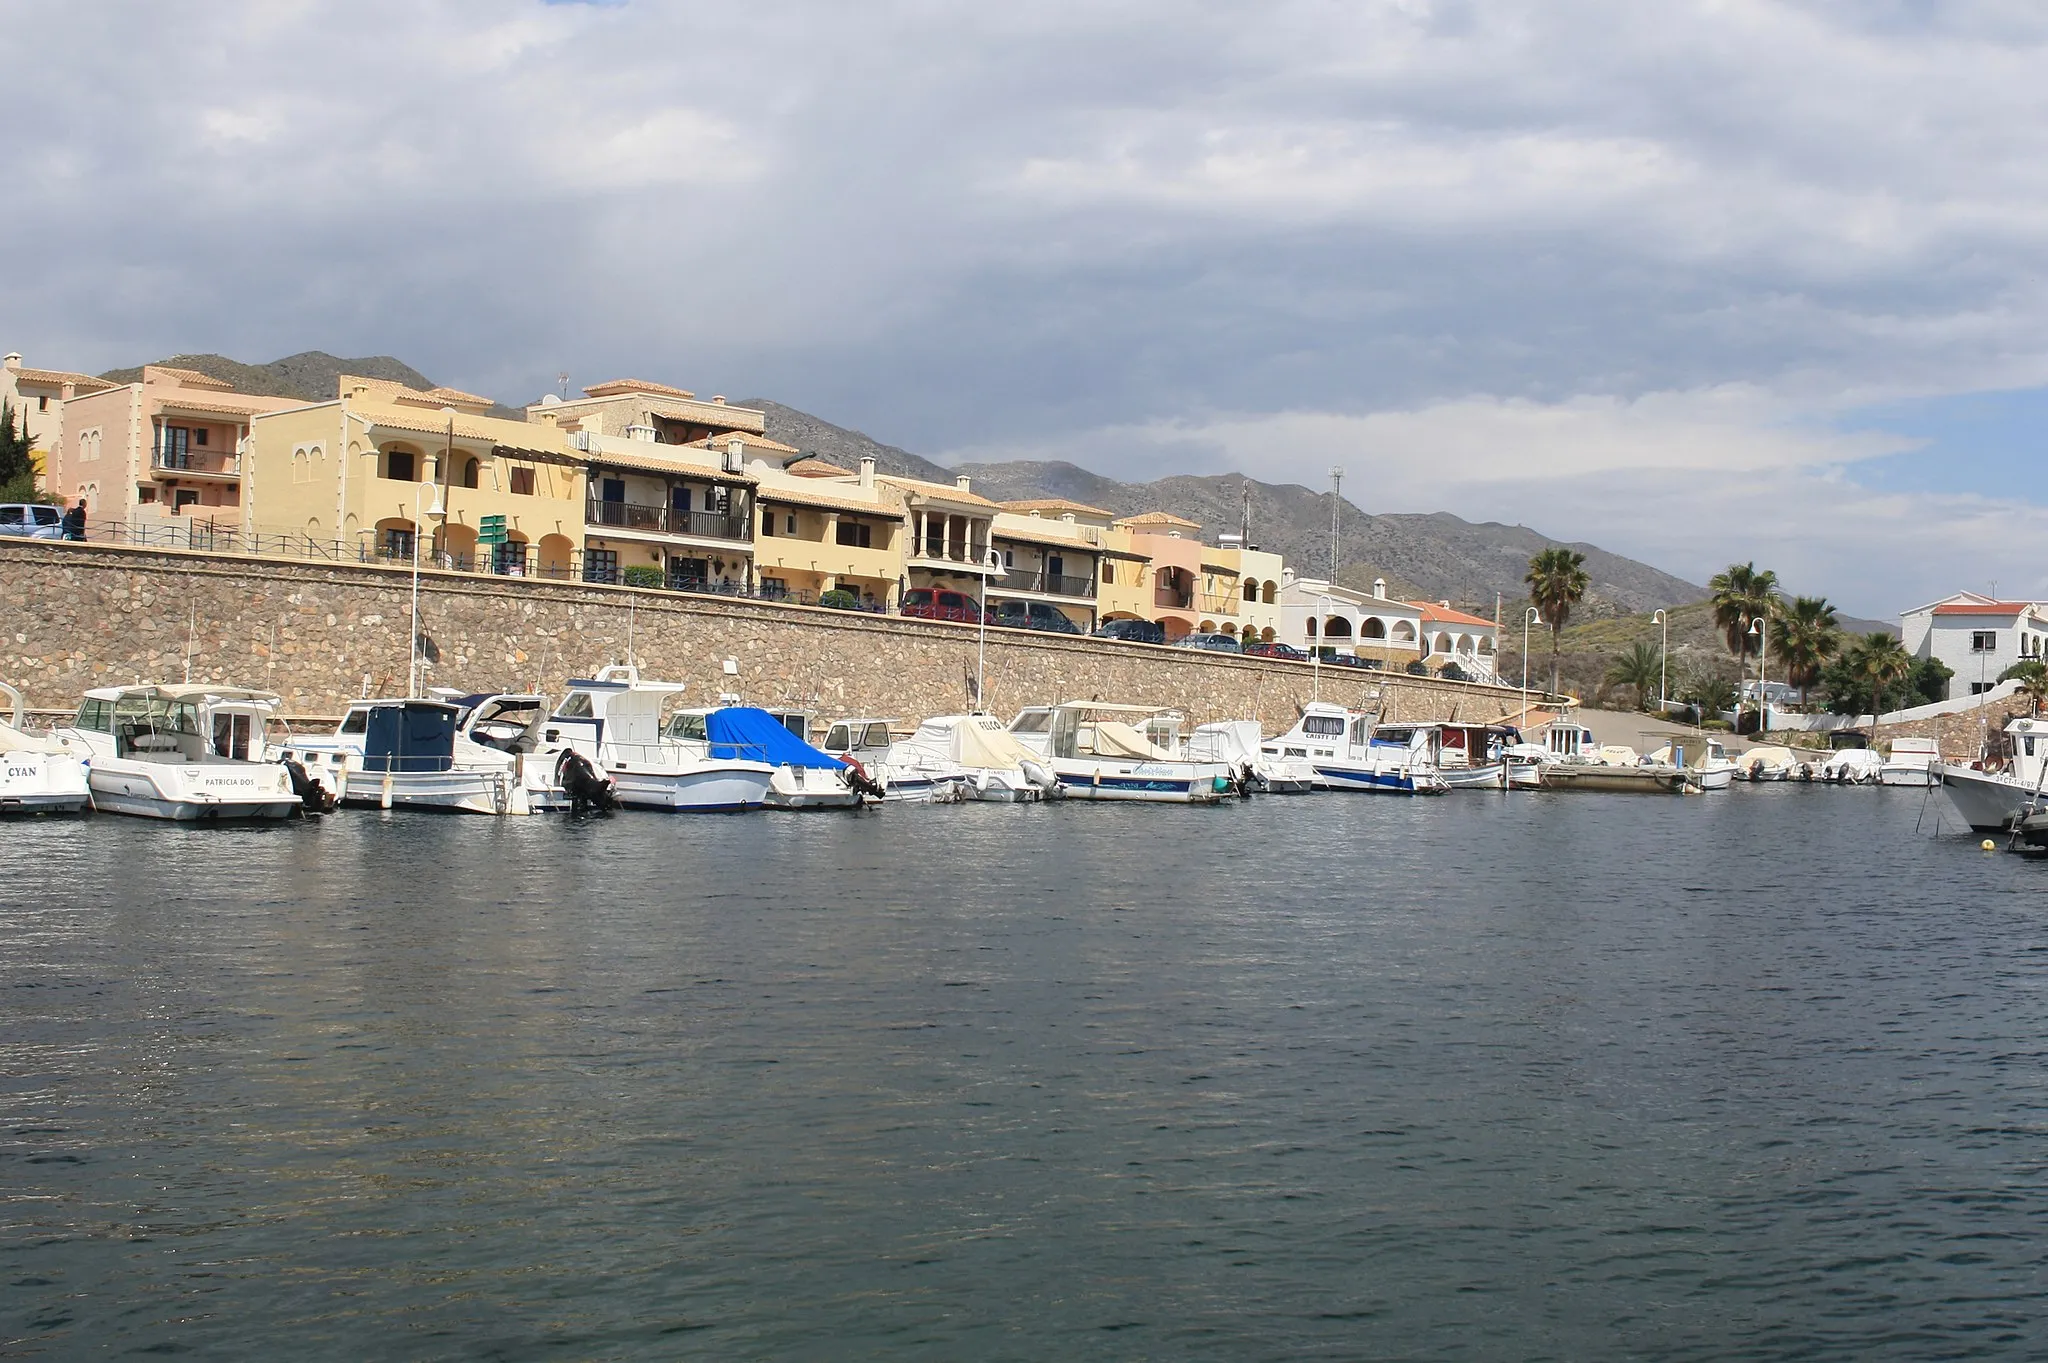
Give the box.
[585,499,752,543]
[995,566,1097,599]
[151,448,242,481]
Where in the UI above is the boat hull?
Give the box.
[1941,766,2036,830]
[1312,763,1437,795]
[87,762,299,821]
[765,766,866,810]
[0,755,92,814]
[1437,762,1509,790]
[1690,766,1734,791]
[1538,764,1686,793]
[341,767,528,815]
[1878,766,1941,788]
[1053,759,1232,803]
[609,763,776,812]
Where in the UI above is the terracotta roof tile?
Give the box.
[758,483,904,517]
[1002,497,1115,517]
[877,474,999,509]
[143,365,235,390]
[582,378,696,400]
[1413,602,1497,628]
[11,367,117,391]
[1931,602,2033,616]
[1116,510,1203,529]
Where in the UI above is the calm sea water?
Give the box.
[4,787,2046,1360]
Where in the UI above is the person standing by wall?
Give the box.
[60,498,86,541]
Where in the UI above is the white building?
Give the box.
[1276,574,1498,677]
[1900,592,2048,698]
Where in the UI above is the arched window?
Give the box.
[1361,617,1387,639]
[1307,618,1318,639]
[1391,621,1417,644]
[1324,616,1353,640]
[383,446,417,482]
[1243,578,1259,602]
[461,457,479,489]
[1435,632,1453,654]
[1263,582,1276,604]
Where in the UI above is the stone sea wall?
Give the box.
[1,541,1538,730]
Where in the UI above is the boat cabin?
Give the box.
[1265,701,1375,761]
[821,718,899,763]
[1008,702,1187,761]
[70,684,282,763]
[360,700,461,773]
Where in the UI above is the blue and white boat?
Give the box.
[663,705,873,810]
[1264,701,1447,795]
[541,666,776,812]
[1008,702,1234,803]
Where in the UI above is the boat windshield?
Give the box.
[665,712,709,741]
[1301,715,1344,738]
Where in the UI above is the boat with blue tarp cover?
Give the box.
[542,666,777,812]
[666,705,873,809]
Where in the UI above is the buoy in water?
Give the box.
[1982,839,1997,851]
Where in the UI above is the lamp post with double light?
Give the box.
[1523,606,1541,717]
[409,480,446,699]
[1748,615,1768,735]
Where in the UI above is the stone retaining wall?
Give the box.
[0,540,1540,731]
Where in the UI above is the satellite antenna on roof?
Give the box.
[558,371,569,399]
[1240,478,1253,548]
[1329,467,1344,581]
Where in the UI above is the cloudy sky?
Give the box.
[6,0,2046,616]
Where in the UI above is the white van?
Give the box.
[0,504,62,539]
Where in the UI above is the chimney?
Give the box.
[1440,599,1450,608]
[2,353,19,371]
[1373,577,1387,599]
[710,395,726,405]
[955,474,972,492]
[723,436,745,473]
[858,455,875,488]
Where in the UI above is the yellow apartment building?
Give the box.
[749,454,905,609]
[245,376,585,577]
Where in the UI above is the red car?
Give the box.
[1243,641,1307,661]
[898,588,988,624]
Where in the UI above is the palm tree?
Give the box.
[1709,562,1779,721]
[1680,672,1739,726]
[1605,641,1663,711]
[1843,632,1914,719]
[1525,547,1589,698]
[1772,595,1840,707]
[1999,659,2048,716]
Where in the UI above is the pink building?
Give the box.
[49,366,304,527]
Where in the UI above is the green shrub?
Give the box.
[623,565,664,588]
[818,589,859,610]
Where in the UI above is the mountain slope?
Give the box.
[100,351,436,403]
[738,399,953,482]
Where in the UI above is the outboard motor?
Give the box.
[283,756,335,815]
[554,748,617,814]
[841,758,886,802]
[1019,758,1059,797]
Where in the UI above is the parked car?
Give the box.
[1315,649,1381,670]
[1175,632,1241,654]
[1093,618,1167,645]
[0,504,63,540]
[1242,641,1307,661]
[899,588,987,624]
[990,600,1082,634]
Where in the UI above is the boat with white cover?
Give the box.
[820,717,957,802]
[1009,702,1234,802]
[1262,702,1446,794]
[1647,737,1737,791]
[872,713,1058,802]
[540,667,776,812]
[1942,717,2048,830]
[53,684,302,820]
[1879,737,1943,787]
[1187,720,1315,793]
[1821,748,1883,785]
[0,682,91,815]
[1736,745,1798,782]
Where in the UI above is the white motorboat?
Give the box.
[1262,702,1445,794]
[277,696,551,815]
[1821,748,1884,785]
[1647,737,1737,791]
[53,684,303,821]
[1009,702,1235,802]
[1942,717,2048,830]
[1878,737,1942,787]
[540,667,776,812]
[877,713,1059,802]
[664,705,873,809]
[1737,745,1798,782]
[0,682,91,815]
[1432,722,1535,790]
[1187,720,1315,793]
[821,717,958,802]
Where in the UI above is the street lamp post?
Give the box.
[974,547,1001,710]
[1523,607,1541,717]
[1652,608,1669,712]
[1747,615,1768,735]
[409,480,446,699]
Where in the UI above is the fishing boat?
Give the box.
[1647,737,1737,791]
[1187,720,1316,793]
[1431,722,1533,790]
[1537,758,1686,793]
[877,713,1059,802]
[1941,718,2048,830]
[0,682,91,815]
[663,705,873,809]
[1262,702,1445,794]
[1008,702,1235,802]
[277,697,550,814]
[541,666,776,812]
[53,684,303,820]
[1878,737,1942,787]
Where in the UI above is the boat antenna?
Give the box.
[1328,466,1343,581]
[183,604,197,683]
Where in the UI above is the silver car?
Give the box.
[0,504,63,539]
